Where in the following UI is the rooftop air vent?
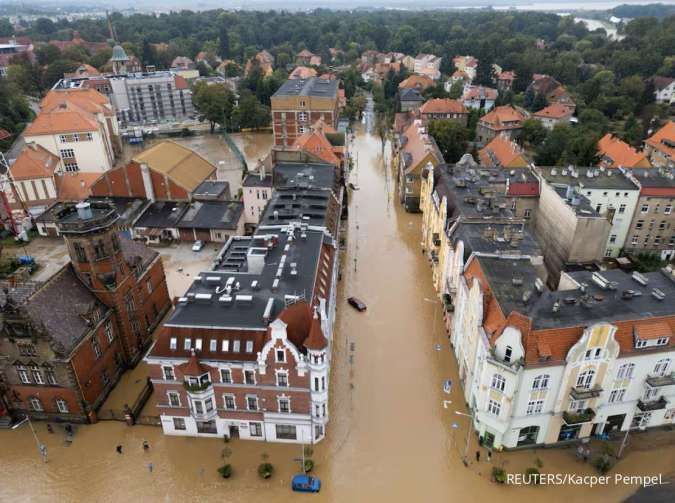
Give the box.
[631,271,649,286]
[651,288,666,301]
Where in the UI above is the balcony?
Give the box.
[646,373,675,388]
[183,380,212,393]
[569,386,603,400]
[637,396,668,412]
[562,408,596,425]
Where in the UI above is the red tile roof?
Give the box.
[277,301,314,350]
[478,135,528,168]
[598,133,651,168]
[9,144,59,181]
[398,74,434,91]
[177,352,212,376]
[174,75,189,90]
[55,172,100,201]
[419,98,467,115]
[479,105,526,131]
[25,103,99,136]
[289,66,318,80]
[533,103,574,120]
[463,85,498,101]
[645,121,674,162]
[304,313,327,350]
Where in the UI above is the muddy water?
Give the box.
[1,128,673,502]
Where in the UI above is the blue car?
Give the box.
[291,474,321,493]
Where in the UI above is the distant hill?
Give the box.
[611,3,675,18]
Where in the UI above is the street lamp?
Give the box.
[12,415,47,463]
[455,410,474,467]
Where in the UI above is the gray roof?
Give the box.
[454,222,541,259]
[273,162,336,191]
[111,45,129,62]
[193,180,231,200]
[537,166,639,191]
[177,201,244,231]
[166,226,329,330]
[273,78,338,99]
[400,88,424,101]
[243,173,273,188]
[119,233,159,270]
[259,189,337,231]
[135,201,189,229]
[629,168,675,189]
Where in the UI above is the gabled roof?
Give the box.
[41,88,111,116]
[479,105,526,130]
[25,102,99,136]
[419,98,467,115]
[132,140,216,193]
[533,103,574,120]
[598,133,651,168]
[292,130,341,166]
[304,311,328,350]
[56,172,100,201]
[297,49,315,58]
[398,74,434,91]
[645,121,674,161]
[478,135,528,169]
[400,121,442,173]
[10,144,59,181]
[289,66,318,80]
[462,85,498,101]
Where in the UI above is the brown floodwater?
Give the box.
[1,127,673,502]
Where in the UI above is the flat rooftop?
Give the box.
[259,189,336,230]
[273,78,339,99]
[135,201,188,229]
[166,225,330,330]
[538,166,639,191]
[177,201,243,230]
[193,180,231,200]
[454,222,541,259]
[274,162,336,191]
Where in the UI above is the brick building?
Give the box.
[271,78,340,147]
[0,201,171,423]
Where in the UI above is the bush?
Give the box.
[258,462,274,479]
[492,467,507,484]
[304,459,314,473]
[218,464,232,478]
[525,467,541,484]
[593,454,613,474]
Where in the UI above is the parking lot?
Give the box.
[11,237,221,299]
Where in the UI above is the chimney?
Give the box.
[140,163,155,202]
[76,201,93,220]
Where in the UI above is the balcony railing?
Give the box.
[569,386,603,400]
[562,408,596,425]
[646,374,675,388]
[637,396,668,412]
[183,381,212,393]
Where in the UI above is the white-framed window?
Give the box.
[656,337,669,346]
[276,349,286,363]
[104,320,114,343]
[569,399,586,412]
[56,398,69,413]
[276,371,289,387]
[31,366,44,385]
[643,388,659,401]
[641,204,649,213]
[246,395,258,411]
[619,204,626,214]
[635,338,648,348]
[250,422,263,437]
[224,394,236,410]
[491,374,505,392]
[631,235,639,245]
[532,374,550,390]
[60,148,75,159]
[17,366,30,384]
[654,358,671,376]
[278,397,290,413]
[244,369,256,385]
[504,345,513,363]
[173,417,186,430]
[91,337,102,359]
[222,340,230,352]
[617,363,635,380]
[168,391,181,407]
[45,369,57,385]
[64,160,79,172]
[233,340,241,352]
[576,369,595,389]
[608,388,626,403]
[298,112,308,122]
[526,400,544,415]
[275,424,297,440]
[184,338,191,350]
[209,339,217,352]
[195,339,203,351]
[220,368,232,384]
[170,337,177,350]
[29,397,43,411]
[205,398,214,412]
[163,366,175,380]
[664,205,672,215]
[487,399,501,416]
[245,340,254,353]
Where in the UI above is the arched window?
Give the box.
[576,369,595,389]
[654,358,671,377]
[617,363,635,380]
[532,374,550,390]
[491,373,506,392]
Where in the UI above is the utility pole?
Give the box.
[455,410,474,467]
[12,415,47,463]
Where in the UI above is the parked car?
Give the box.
[291,474,321,493]
[192,240,204,252]
[347,297,367,312]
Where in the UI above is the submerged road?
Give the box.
[1,127,673,502]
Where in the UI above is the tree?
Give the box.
[34,18,57,36]
[0,18,14,37]
[448,80,464,99]
[234,89,270,130]
[41,59,79,89]
[193,82,235,133]
[529,92,548,112]
[622,114,643,146]
[35,44,62,66]
[219,23,230,60]
[428,120,469,163]
[474,59,493,86]
[521,119,547,147]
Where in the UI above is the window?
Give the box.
[664,205,672,215]
[205,398,214,412]
[31,366,44,385]
[635,338,648,348]
[195,339,203,351]
[314,377,320,391]
[173,418,186,430]
[17,343,37,356]
[277,372,288,387]
[279,397,290,413]
[487,399,501,416]
[60,148,75,159]
[91,337,102,359]
[224,395,236,410]
[659,221,667,230]
[526,400,544,415]
[276,424,297,440]
[656,337,669,346]
[45,369,57,385]
[17,366,30,384]
[222,340,230,352]
[491,374,506,392]
[29,397,43,412]
[168,392,180,407]
[631,235,639,245]
[250,422,263,437]
[244,370,255,385]
[73,243,87,262]
[532,374,550,390]
[245,340,253,353]
[233,340,241,353]
[641,204,649,213]
[276,349,286,363]
[298,125,307,134]
[124,293,135,312]
[523,209,531,218]
[56,398,69,414]
[246,396,258,411]
[321,376,326,391]
[163,366,175,380]
[617,363,635,380]
[635,220,644,229]
[569,400,586,412]
[643,388,659,401]
[298,112,308,122]
[184,338,192,350]
[220,368,232,384]
[619,204,626,214]
[608,388,626,403]
[64,161,79,172]
[654,359,671,376]
[609,234,617,244]
[576,369,595,389]
[104,321,114,343]
[194,401,204,414]
[504,346,513,363]
[170,337,177,350]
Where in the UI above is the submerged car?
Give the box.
[192,240,204,252]
[291,474,321,493]
[347,297,367,312]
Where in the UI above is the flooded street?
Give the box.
[1,128,674,502]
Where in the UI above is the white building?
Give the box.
[413,53,442,81]
[652,77,675,106]
[242,171,273,227]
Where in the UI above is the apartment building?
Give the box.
[24,88,120,174]
[0,201,171,423]
[536,167,641,258]
[462,86,498,112]
[418,98,469,126]
[645,121,674,168]
[452,55,478,81]
[271,78,340,147]
[413,53,442,81]
[145,217,340,443]
[451,258,675,449]
[624,168,675,261]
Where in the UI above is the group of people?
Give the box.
[576,445,592,462]
[116,441,153,473]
